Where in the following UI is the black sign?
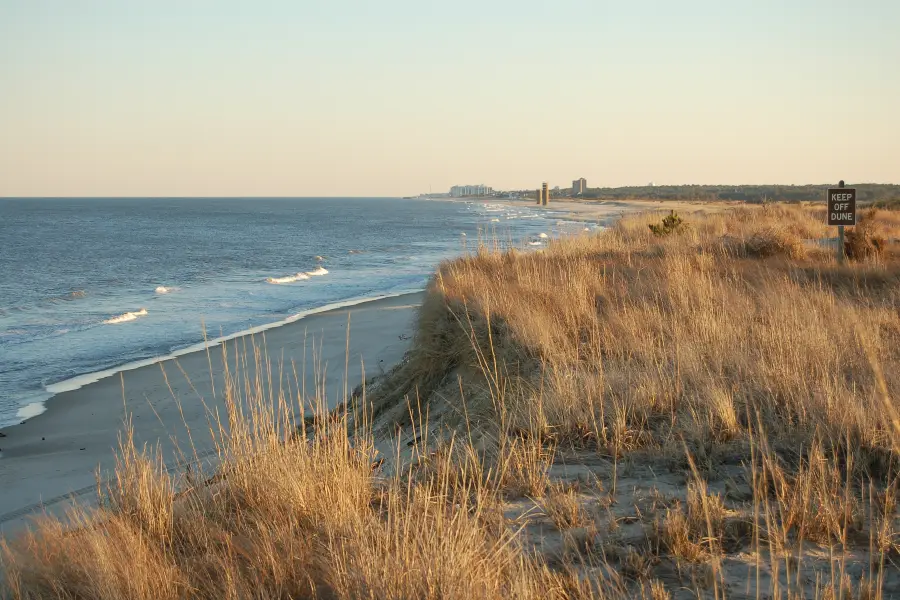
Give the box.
[827,188,856,226]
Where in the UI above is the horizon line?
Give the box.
[3,181,899,200]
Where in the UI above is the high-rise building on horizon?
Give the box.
[541,182,549,206]
[449,184,493,197]
[572,178,587,196]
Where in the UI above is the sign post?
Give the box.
[827,180,856,264]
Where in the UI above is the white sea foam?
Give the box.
[490,218,500,223]
[155,286,179,294]
[538,233,549,239]
[266,266,328,284]
[104,308,148,324]
[528,241,543,246]
[17,402,47,420]
[267,273,310,284]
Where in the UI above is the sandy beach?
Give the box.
[430,196,733,225]
[0,292,422,536]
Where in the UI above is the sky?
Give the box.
[1,1,898,197]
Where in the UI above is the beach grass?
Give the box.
[3,203,900,599]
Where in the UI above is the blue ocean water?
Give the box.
[0,197,584,428]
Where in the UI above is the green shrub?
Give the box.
[648,211,684,236]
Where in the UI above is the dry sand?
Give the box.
[535,197,733,222]
[0,292,422,536]
[429,196,734,226]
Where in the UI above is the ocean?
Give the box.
[0,197,592,428]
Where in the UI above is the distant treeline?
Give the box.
[515,184,900,205]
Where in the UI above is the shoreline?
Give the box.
[1,290,422,432]
[0,199,679,534]
[0,197,707,435]
[0,291,424,534]
[420,195,734,224]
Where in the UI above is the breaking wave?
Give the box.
[155,286,179,294]
[267,273,310,284]
[266,267,328,284]
[104,308,148,325]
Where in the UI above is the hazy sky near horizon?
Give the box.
[1,1,898,197]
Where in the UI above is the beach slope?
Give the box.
[0,293,421,535]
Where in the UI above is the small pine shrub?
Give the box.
[648,211,684,236]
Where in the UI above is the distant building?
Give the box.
[572,178,587,196]
[450,184,493,197]
[541,182,549,206]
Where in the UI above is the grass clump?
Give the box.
[537,483,588,530]
[846,208,887,261]
[741,225,807,259]
[656,481,727,563]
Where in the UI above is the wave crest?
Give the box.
[267,273,310,284]
[266,267,329,284]
[155,286,179,294]
[104,308,148,325]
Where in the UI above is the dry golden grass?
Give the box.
[656,480,728,563]
[3,203,900,599]
[537,483,589,530]
[378,204,900,464]
[0,366,588,600]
